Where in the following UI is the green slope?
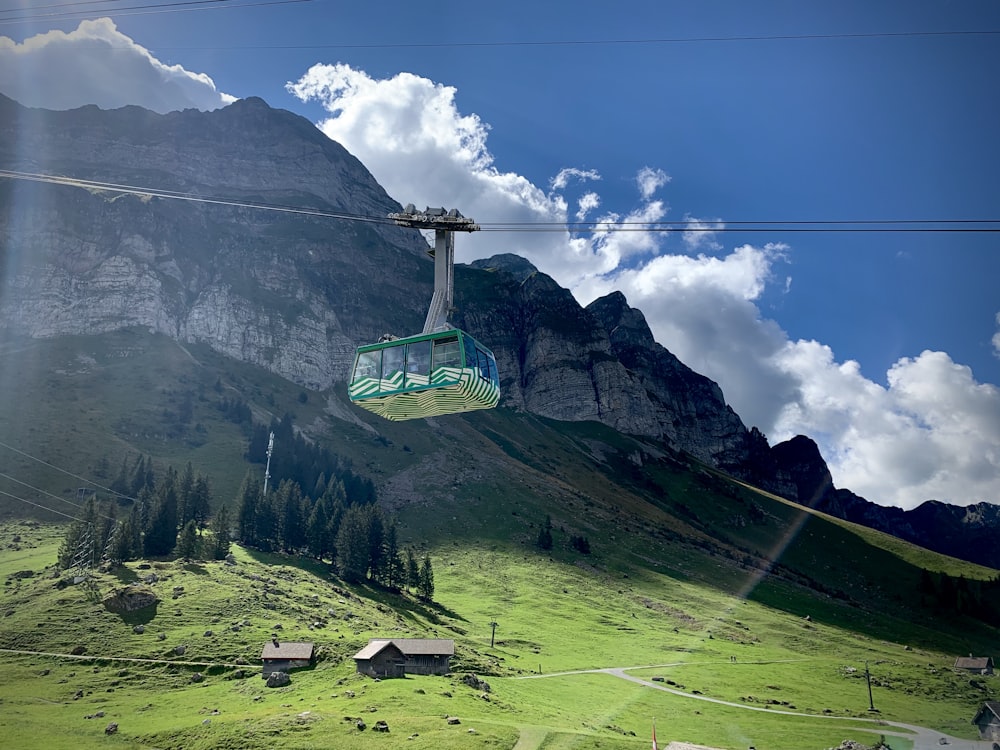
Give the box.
[0,331,997,750]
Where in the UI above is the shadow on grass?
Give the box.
[183,563,209,575]
[236,545,467,628]
[112,601,160,627]
[110,566,139,584]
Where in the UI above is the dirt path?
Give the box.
[0,647,246,669]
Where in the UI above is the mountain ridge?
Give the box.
[0,92,995,567]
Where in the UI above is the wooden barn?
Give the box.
[972,701,1000,741]
[261,639,315,677]
[955,656,995,675]
[353,638,454,678]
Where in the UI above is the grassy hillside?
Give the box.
[0,331,998,749]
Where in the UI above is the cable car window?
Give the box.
[405,340,431,386]
[487,354,498,385]
[380,344,404,390]
[432,336,461,370]
[463,335,478,372]
[354,350,380,383]
[475,347,491,381]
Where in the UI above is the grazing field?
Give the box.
[1,521,994,750]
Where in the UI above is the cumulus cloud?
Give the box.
[636,166,670,199]
[551,168,600,191]
[994,312,1000,358]
[0,18,234,113]
[682,215,725,252]
[576,192,600,221]
[288,63,1000,509]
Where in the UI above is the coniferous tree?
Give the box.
[366,505,387,584]
[209,504,232,560]
[306,494,333,560]
[178,462,196,527]
[406,548,420,593]
[276,479,306,553]
[57,498,101,569]
[191,475,212,530]
[336,504,370,582]
[536,515,554,551]
[418,554,435,601]
[144,471,178,556]
[236,471,261,546]
[384,521,403,590]
[175,519,200,560]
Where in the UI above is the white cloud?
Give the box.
[288,63,1000,510]
[993,311,1000,358]
[551,168,600,191]
[576,192,600,221]
[682,215,725,252]
[636,166,670,199]
[0,18,234,113]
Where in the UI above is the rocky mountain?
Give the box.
[0,92,995,565]
[770,435,1000,569]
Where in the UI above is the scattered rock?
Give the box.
[174,645,187,656]
[447,716,461,725]
[192,673,204,683]
[356,719,367,731]
[266,671,290,688]
[133,625,145,634]
[104,722,118,735]
[103,586,158,613]
[461,673,490,692]
[373,720,389,732]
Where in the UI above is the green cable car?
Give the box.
[349,329,500,421]
[348,206,500,421]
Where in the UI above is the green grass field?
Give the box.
[1,332,998,749]
[0,521,994,750]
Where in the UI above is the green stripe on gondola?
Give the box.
[349,366,500,421]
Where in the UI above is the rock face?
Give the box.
[770,434,1000,569]
[0,93,768,473]
[4,92,993,548]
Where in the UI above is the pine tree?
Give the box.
[418,554,435,601]
[209,504,232,560]
[366,505,386,584]
[144,471,178,557]
[336,505,370,582]
[384,521,403,590]
[406,548,420,593]
[175,519,200,560]
[536,515,553,551]
[236,471,261,546]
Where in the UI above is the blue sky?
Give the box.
[2,1,999,509]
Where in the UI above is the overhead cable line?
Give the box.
[2,169,998,233]
[0,170,394,227]
[86,28,1000,51]
[0,487,82,522]
[0,436,137,504]
[0,0,310,26]
[0,469,113,517]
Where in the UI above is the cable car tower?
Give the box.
[348,206,500,421]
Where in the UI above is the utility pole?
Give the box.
[865,661,877,712]
[489,618,498,648]
[263,431,275,496]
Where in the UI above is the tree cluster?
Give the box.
[58,457,230,568]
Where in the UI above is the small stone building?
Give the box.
[353,638,454,678]
[972,701,1000,741]
[261,640,314,677]
[955,656,995,675]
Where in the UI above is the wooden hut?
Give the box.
[261,639,315,677]
[353,638,454,678]
[955,656,995,675]
[972,701,1000,741]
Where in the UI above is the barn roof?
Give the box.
[261,641,314,660]
[972,701,1000,724]
[955,656,994,670]
[353,638,455,660]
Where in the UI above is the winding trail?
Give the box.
[515,661,997,750]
